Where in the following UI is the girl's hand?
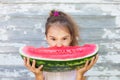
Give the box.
[24,57,44,80]
[76,54,98,80]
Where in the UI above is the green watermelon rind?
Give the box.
[20,44,98,72]
[20,52,98,72]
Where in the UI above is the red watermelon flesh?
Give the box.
[20,44,98,60]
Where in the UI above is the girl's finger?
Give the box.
[24,57,27,66]
[83,60,89,70]
[26,57,31,67]
[87,56,97,69]
[93,54,98,64]
[32,60,36,68]
[38,65,43,70]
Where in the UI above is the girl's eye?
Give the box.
[63,38,67,40]
[51,38,56,41]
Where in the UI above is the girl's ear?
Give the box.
[46,35,50,43]
[45,35,48,41]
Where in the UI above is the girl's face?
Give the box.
[46,25,72,47]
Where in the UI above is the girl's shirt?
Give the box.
[43,70,76,80]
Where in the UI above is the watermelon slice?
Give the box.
[19,44,98,72]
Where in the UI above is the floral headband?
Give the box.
[53,11,59,16]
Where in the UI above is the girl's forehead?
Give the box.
[47,25,71,37]
[48,25,70,33]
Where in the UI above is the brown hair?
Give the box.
[45,10,80,46]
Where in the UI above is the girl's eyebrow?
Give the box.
[49,35,70,38]
[49,36,55,38]
[63,35,70,38]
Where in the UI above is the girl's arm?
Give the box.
[35,74,44,80]
[76,75,86,80]
[76,74,84,80]
[76,54,98,80]
[24,57,44,80]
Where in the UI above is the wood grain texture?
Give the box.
[0,0,120,80]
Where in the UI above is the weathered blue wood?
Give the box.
[0,15,116,28]
[0,0,120,80]
[1,0,120,4]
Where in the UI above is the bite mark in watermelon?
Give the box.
[19,44,98,72]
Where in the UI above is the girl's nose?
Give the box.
[56,41,63,47]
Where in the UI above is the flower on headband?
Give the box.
[53,11,59,16]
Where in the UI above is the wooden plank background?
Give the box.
[0,0,120,80]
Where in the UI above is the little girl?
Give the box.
[24,10,98,80]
